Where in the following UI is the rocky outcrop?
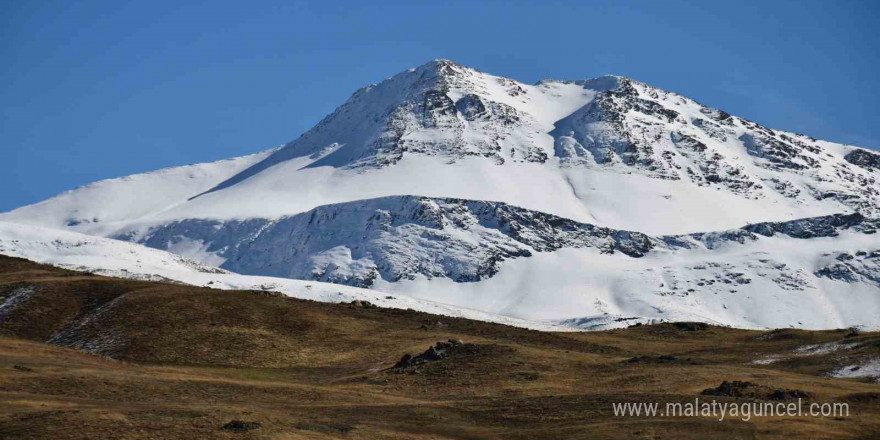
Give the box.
[221,420,261,432]
[702,381,811,401]
[845,149,880,171]
[815,250,880,287]
[742,213,873,238]
[391,339,470,369]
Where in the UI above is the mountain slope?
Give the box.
[1,59,878,331]
[0,149,275,236]
[116,196,880,329]
[0,221,568,330]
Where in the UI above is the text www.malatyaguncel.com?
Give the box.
[613,398,848,422]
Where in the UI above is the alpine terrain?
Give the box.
[2,59,879,331]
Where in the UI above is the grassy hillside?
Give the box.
[0,255,878,439]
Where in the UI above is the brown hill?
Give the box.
[0,255,878,439]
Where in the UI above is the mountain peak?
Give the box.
[179,60,879,221]
[413,58,467,72]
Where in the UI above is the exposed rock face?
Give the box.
[552,78,652,167]
[815,250,880,287]
[845,149,880,171]
[742,213,873,238]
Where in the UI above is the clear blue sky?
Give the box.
[2,0,878,212]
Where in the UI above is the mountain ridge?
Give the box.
[117,195,875,287]
[4,59,878,233]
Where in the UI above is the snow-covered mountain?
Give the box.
[2,59,878,330]
[0,221,567,330]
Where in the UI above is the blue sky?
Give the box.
[2,0,878,212]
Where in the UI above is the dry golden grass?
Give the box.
[1,255,878,439]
